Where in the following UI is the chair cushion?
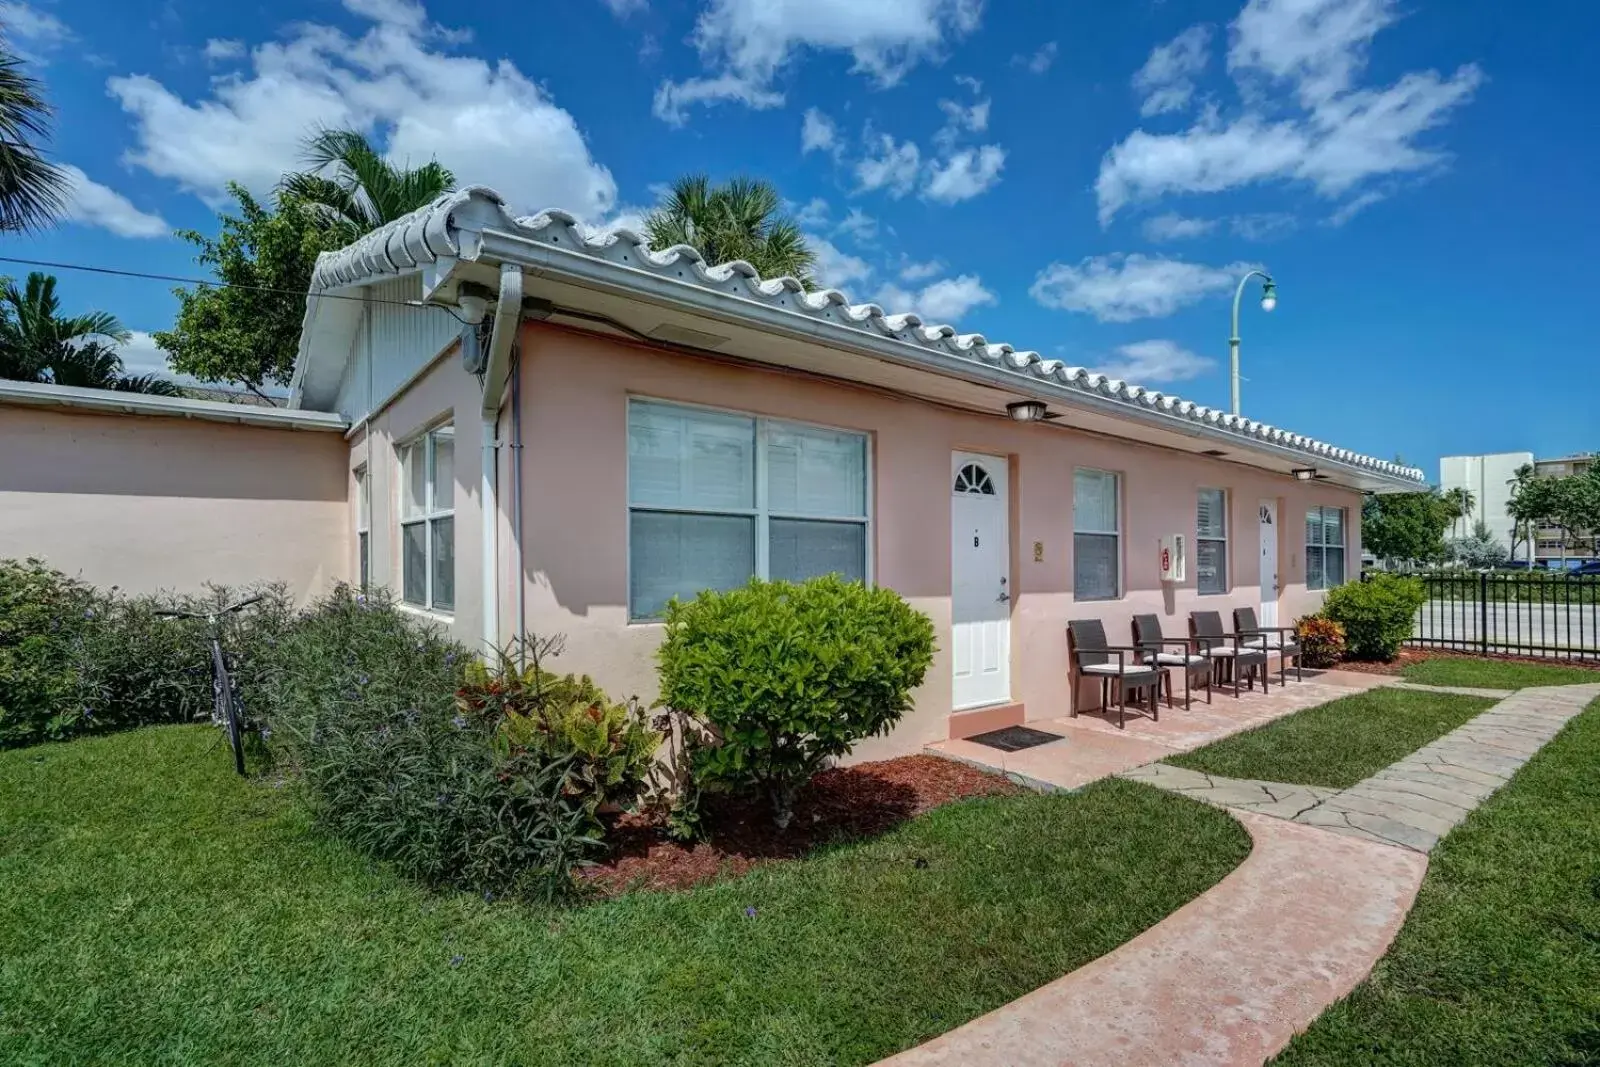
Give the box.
[1243,634,1300,651]
[1082,663,1158,677]
[1148,652,1207,667]
[1201,646,1239,657]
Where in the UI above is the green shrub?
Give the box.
[0,558,290,747]
[260,587,598,900]
[1294,614,1348,668]
[1323,574,1427,661]
[0,559,97,746]
[657,575,936,829]
[456,636,661,831]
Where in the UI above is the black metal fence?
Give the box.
[1409,572,1600,661]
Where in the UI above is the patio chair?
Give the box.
[1132,614,1212,709]
[1189,610,1268,697]
[1233,607,1304,685]
[1066,618,1164,729]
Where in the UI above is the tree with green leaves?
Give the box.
[1508,459,1600,560]
[1447,519,1509,569]
[0,272,179,395]
[280,127,456,246]
[0,37,67,233]
[643,175,816,285]
[1361,489,1455,567]
[1442,486,1475,539]
[155,185,341,401]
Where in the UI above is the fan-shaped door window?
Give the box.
[954,463,996,496]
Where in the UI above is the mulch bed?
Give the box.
[581,755,1019,898]
[1335,648,1600,676]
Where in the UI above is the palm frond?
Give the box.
[114,373,184,396]
[0,48,68,232]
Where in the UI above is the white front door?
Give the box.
[1259,499,1280,628]
[951,452,1011,709]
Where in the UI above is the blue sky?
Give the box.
[9,0,1597,477]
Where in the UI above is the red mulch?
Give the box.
[1336,648,1600,676]
[580,755,1018,898]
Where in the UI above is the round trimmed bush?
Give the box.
[1322,574,1427,662]
[656,575,936,828]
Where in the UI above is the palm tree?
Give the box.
[1443,486,1475,539]
[0,272,180,394]
[643,175,816,285]
[280,128,456,245]
[0,38,67,232]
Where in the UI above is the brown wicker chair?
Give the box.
[1233,607,1304,684]
[1132,614,1212,708]
[1067,618,1163,728]
[1189,610,1268,696]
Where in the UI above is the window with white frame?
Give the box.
[355,466,370,592]
[1306,505,1346,590]
[399,425,454,611]
[627,399,869,620]
[1196,488,1228,594]
[1073,468,1121,600]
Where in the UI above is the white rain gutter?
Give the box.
[478,263,523,654]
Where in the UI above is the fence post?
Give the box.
[1479,572,1490,656]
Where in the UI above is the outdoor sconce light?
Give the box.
[1291,467,1317,481]
[1006,400,1050,422]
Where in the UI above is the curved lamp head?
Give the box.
[1259,280,1278,313]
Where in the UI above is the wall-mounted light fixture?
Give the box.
[1006,400,1051,422]
[1291,467,1317,481]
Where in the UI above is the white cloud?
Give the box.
[1230,0,1394,108]
[60,166,169,238]
[898,256,944,282]
[1030,253,1251,322]
[1142,213,1217,241]
[934,95,990,148]
[1012,41,1057,74]
[1090,339,1215,384]
[654,0,982,124]
[598,0,647,17]
[584,203,652,238]
[202,38,246,62]
[108,0,617,221]
[836,207,879,243]
[112,331,170,378]
[1097,0,1481,225]
[1326,189,1384,226]
[0,2,70,55]
[876,273,995,322]
[1230,211,1298,239]
[793,196,830,228]
[801,107,839,155]
[808,234,872,289]
[953,73,982,93]
[1133,25,1211,116]
[856,130,922,197]
[923,144,1005,203]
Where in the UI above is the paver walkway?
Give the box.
[1390,680,1515,698]
[1124,682,1600,852]
[894,681,1600,1066]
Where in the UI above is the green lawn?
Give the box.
[1275,697,1600,1065]
[0,726,1250,1066]
[1400,657,1600,691]
[1166,688,1496,789]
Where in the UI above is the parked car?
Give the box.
[1569,560,1600,576]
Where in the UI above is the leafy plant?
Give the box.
[657,575,936,829]
[259,587,598,900]
[1323,574,1428,662]
[0,559,95,746]
[456,636,661,830]
[1295,614,1347,668]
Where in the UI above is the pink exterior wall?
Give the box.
[349,346,487,644]
[0,406,348,603]
[511,324,1364,761]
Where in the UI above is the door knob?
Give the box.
[997,591,1011,602]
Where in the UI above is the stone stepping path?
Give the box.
[1123,682,1600,853]
[1389,680,1516,698]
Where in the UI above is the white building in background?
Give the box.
[1439,451,1533,559]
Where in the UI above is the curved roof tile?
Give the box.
[307,188,1425,484]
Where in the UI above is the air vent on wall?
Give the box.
[648,323,731,349]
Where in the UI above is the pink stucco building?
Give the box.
[1,186,1424,757]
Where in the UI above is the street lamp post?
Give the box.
[1229,270,1277,417]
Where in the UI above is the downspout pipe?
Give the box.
[478,263,523,655]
